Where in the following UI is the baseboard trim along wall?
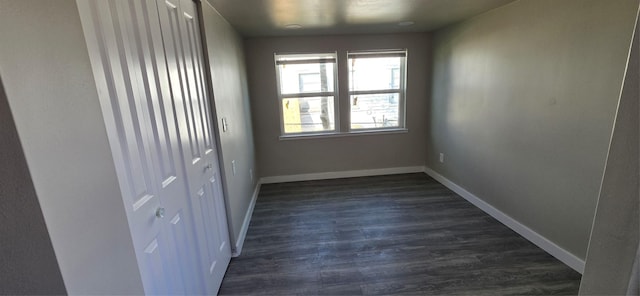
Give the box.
[232,181,261,257]
[260,166,426,184]
[423,167,586,274]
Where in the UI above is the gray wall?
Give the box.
[201,1,258,247]
[428,0,638,260]
[579,12,639,294]
[0,78,66,294]
[0,0,144,293]
[245,33,430,177]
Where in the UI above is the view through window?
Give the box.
[275,50,406,136]
[349,51,406,130]
[275,53,337,134]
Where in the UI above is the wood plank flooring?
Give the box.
[219,173,581,295]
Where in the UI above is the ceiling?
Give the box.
[205,0,516,37]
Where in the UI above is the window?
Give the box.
[274,50,406,137]
[349,50,406,130]
[275,53,337,134]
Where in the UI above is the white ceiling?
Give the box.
[205,0,516,37]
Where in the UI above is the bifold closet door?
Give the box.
[77,0,230,294]
[155,0,231,292]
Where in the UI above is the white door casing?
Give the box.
[155,0,232,292]
[77,0,230,294]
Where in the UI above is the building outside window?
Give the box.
[348,50,406,130]
[275,53,337,134]
[275,49,406,136]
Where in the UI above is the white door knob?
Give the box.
[155,207,165,219]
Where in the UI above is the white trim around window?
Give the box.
[274,49,408,138]
[274,52,339,136]
[348,49,407,131]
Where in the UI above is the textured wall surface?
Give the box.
[428,0,638,260]
[580,11,639,294]
[202,1,258,247]
[245,33,430,177]
[0,0,143,293]
[0,78,66,294]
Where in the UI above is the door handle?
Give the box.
[204,164,213,172]
[155,207,165,219]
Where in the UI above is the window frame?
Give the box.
[274,52,339,136]
[347,49,407,132]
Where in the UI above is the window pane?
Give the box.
[278,63,335,94]
[282,96,335,133]
[349,56,402,91]
[350,94,400,130]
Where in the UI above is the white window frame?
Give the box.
[347,50,407,131]
[274,52,339,136]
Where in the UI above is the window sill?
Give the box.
[279,128,408,140]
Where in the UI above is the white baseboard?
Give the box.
[260,166,426,184]
[423,167,586,274]
[232,181,261,257]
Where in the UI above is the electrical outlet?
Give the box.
[439,153,444,163]
[232,160,236,176]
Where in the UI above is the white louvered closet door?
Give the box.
[77,0,230,294]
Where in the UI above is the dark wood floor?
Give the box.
[219,173,581,295]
